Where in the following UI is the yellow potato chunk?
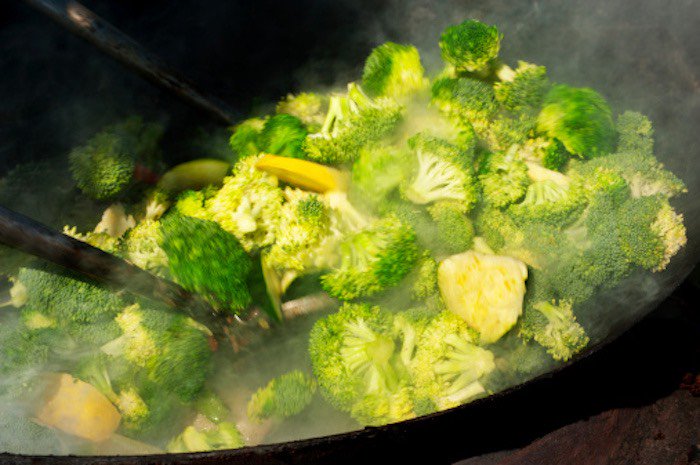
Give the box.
[35,373,121,442]
[438,251,528,343]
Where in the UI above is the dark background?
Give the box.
[0,0,698,463]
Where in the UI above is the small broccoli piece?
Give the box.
[392,306,438,367]
[276,92,328,129]
[485,113,537,151]
[521,137,570,171]
[617,195,687,272]
[159,214,252,314]
[438,251,528,343]
[321,214,420,300]
[303,83,404,165]
[69,117,163,200]
[520,300,589,361]
[508,178,586,227]
[167,422,245,452]
[431,76,498,136]
[428,201,475,255]
[350,144,414,211]
[537,85,616,158]
[494,61,550,113]
[408,252,440,302]
[308,303,415,425]
[206,155,285,252]
[229,118,265,159]
[173,187,216,219]
[402,133,477,209]
[616,110,654,154]
[362,42,429,99]
[119,219,169,276]
[439,20,502,75]
[259,114,308,159]
[102,304,213,402]
[410,311,495,412]
[247,370,317,422]
[265,189,337,286]
[478,149,530,207]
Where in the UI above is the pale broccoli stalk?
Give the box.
[167,422,245,453]
[402,133,477,209]
[303,83,404,165]
[520,300,589,361]
[276,92,328,130]
[247,370,317,422]
[362,42,429,100]
[409,311,495,413]
[537,85,616,158]
[439,19,502,76]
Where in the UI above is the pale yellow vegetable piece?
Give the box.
[35,373,121,442]
[158,158,231,193]
[438,251,528,344]
[255,154,349,193]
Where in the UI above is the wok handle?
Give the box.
[22,0,238,126]
[0,204,220,326]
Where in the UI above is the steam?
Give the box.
[1,0,699,455]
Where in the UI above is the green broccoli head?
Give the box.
[229,118,265,159]
[304,84,404,165]
[537,85,616,158]
[520,300,589,362]
[494,61,550,113]
[616,110,654,155]
[362,42,429,99]
[321,215,420,300]
[402,133,477,209]
[617,195,687,272]
[508,177,587,227]
[276,92,328,130]
[159,214,253,313]
[431,76,498,136]
[247,370,317,422]
[478,150,531,208]
[308,303,414,425]
[439,20,502,74]
[485,114,537,151]
[259,114,308,159]
[409,311,495,412]
[350,144,414,211]
[521,137,570,171]
[120,219,169,276]
[428,201,475,255]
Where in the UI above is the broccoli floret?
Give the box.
[206,155,285,252]
[362,42,428,99]
[321,215,419,300]
[69,117,163,200]
[350,144,414,212]
[247,370,317,422]
[167,422,245,452]
[617,195,687,272]
[427,201,475,255]
[303,83,404,165]
[494,61,550,113]
[259,114,308,159]
[402,133,477,208]
[16,266,124,327]
[229,118,265,159]
[407,253,440,302]
[159,214,252,314]
[431,76,498,136]
[119,219,169,276]
[439,20,502,75]
[508,178,586,227]
[520,300,589,361]
[616,110,654,154]
[485,113,537,151]
[265,189,337,284]
[276,92,328,130]
[173,187,216,219]
[101,304,213,402]
[521,137,570,171]
[308,303,415,425]
[537,85,616,158]
[409,311,495,413]
[478,149,530,207]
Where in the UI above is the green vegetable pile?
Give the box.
[0,18,688,453]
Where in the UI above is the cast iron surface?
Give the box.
[1,0,699,463]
